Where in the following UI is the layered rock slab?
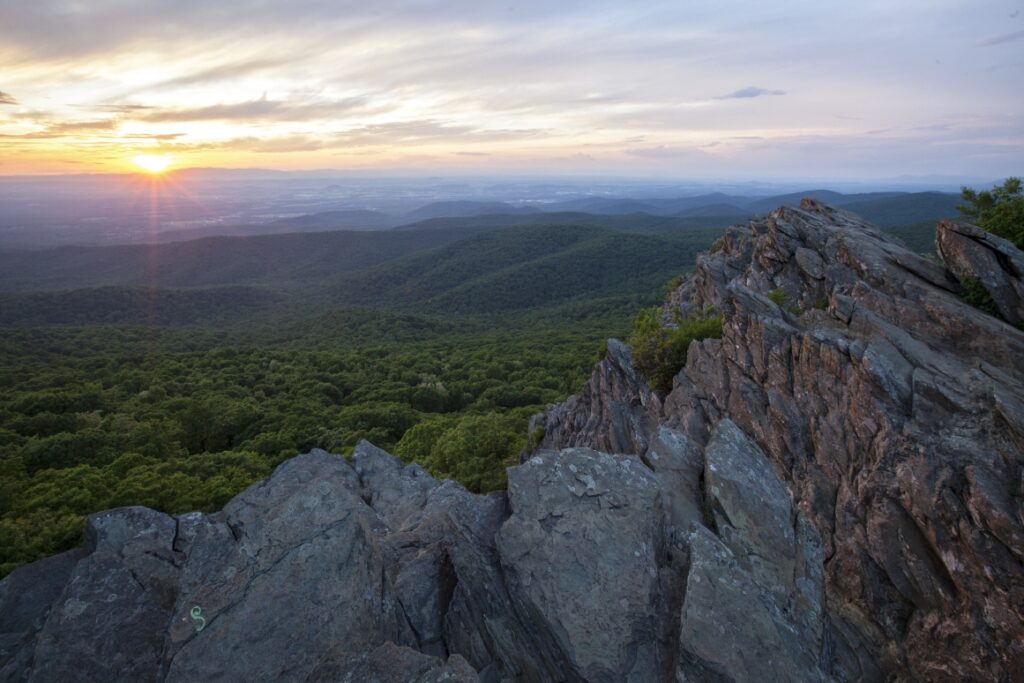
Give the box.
[937,218,1024,325]
[497,448,668,682]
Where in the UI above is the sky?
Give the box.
[0,0,1022,179]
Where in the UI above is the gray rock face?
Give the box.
[679,525,823,683]
[937,219,1024,325]
[527,339,661,457]
[163,453,394,683]
[497,448,668,682]
[0,550,84,681]
[306,642,479,683]
[680,420,826,681]
[23,507,182,683]
[4,201,1024,682]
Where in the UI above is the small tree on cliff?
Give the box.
[957,177,1024,249]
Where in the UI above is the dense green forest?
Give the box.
[2,220,679,577]
[0,300,636,576]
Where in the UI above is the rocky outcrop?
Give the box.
[528,339,662,456]
[937,219,1024,326]
[3,201,1023,682]
[537,200,1024,681]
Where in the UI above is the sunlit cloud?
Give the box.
[92,104,155,113]
[46,119,119,133]
[136,95,371,123]
[145,57,302,91]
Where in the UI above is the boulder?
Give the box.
[305,642,479,683]
[497,448,670,682]
[937,219,1024,326]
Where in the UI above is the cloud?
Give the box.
[973,29,1024,47]
[625,145,701,159]
[146,57,301,90]
[0,118,119,139]
[122,132,186,140]
[0,91,17,105]
[330,120,541,148]
[250,135,324,153]
[45,119,117,133]
[136,95,369,122]
[92,104,155,113]
[715,87,785,100]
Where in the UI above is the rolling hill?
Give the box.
[840,192,960,227]
[332,223,719,313]
[0,286,281,326]
[393,211,738,236]
[0,226,488,292]
[402,201,538,221]
[0,193,957,327]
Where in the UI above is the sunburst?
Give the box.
[132,154,172,175]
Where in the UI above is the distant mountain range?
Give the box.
[0,189,960,326]
[149,190,960,243]
[0,220,723,325]
[0,227,487,291]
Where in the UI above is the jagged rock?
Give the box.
[669,419,828,681]
[678,525,826,682]
[13,506,183,683]
[5,201,1024,682]
[497,448,670,682]
[937,219,1024,325]
[534,199,1024,681]
[0,550,84,681]
[528,339,661,456]
[704,419,798,590]
[306,642,479,683]
[162,453,396,683]
[351,440,442,530]
[642,426,704,535]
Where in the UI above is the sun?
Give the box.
[132,154,172,175]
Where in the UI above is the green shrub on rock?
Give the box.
[959,276,1001,318]
[628,307,723,395]
[958,177,1024,249]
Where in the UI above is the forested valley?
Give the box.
[0,194,949,576]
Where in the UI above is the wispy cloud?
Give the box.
[92,104,154,113]
[136,95,369,122]
[715,87,785,100]
[626,145,701,159]
[146,57,302,91]
[46,119,117,133]
[0,91,17,105]
[973,29,1024,47]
